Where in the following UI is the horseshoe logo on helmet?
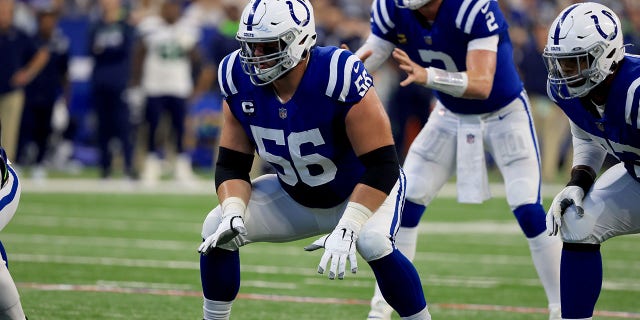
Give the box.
[286,0,310,27]
[590,10,618,40]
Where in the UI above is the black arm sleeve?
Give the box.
[214,147,255,190]
[358,145,400,195]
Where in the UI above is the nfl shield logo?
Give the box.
[466,134,475,144]
[279,107,287,119]
[424,36,432,45]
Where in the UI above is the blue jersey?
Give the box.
[370,0,522,114]
[88,19,134,90]
[218,47,374,208]
[549,55,640,182]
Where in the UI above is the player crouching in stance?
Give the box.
[543,2,640,319]
[196,0,431,319]
[0,132,25,319]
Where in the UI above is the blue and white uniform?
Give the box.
[0,148,25,320]
[363,0,561,317]
[369,0,542,208]
[203,46,404,252]
[372,0,522,114]
[548,54,640,243]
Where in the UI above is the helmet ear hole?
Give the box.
[299,35,309,46]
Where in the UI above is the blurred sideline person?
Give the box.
[543,3,640,319]
[0,0,49,161]
[0,123,25,320]
[196,0,431,319]
[519,21,571,183]
[132,0,199,184]
[18,5,69,180]
[88,0,136,179]
[351,0,562,318]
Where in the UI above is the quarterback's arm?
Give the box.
[392,35,497,99]
[345,89,397,212]
[463,35,498,99]
[354,33,395,73]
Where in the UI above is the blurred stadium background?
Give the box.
[1,0,640,319]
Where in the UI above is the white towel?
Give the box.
[456,118,491,203]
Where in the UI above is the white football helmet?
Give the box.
[543,2,625,99]
[236,0,316,86]
[394,0,432,10]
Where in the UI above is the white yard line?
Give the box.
[20,179,565,198]
[17,282,640,318]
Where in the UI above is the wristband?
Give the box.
[221,197,247,219]
[337,202,374,234]
[567,165,596,194]
[424,67,468,97]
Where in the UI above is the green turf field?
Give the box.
[2,191,639,319]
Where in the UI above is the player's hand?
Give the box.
[392,48,427,87]
[546,186,585,236]
[198,215,247,254]
[340,44,372,62]
[311,226,358,280]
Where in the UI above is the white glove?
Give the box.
[546,186,585,236]
[305,202,374,279]
[198,197,248,254]
[314,226,359,280]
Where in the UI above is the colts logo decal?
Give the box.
[591,10,618,40]
[286,0,310,26]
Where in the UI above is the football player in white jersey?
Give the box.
[133,0,200,184]
[346,0,562,318]
[196,0,430,319]
[543,3,640,319]
[0,124,25,319]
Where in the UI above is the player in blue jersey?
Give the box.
[196,0,430,319]
[543,3,640,319]
[350,0,562,318]
[0,123,25,320]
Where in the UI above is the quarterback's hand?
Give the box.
[198,215,247,254]
[392,48,427,87]
[311,226,358,280]
[546,186,585,236]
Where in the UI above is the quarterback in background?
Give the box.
[543,2,640,319]
[0,125,25,319]
[350,0,562,318]
[197,0,430,319]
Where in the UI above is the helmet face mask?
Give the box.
[543,2,624,99]
[544,42,605,98]
[237,0,316,86]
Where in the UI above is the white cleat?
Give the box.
[549,306,562,320]
[174,154,198,183]
[367,298,393,320]
[141,154,162,185]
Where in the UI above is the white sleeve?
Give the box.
[355,33,395,72]
[467,35,499,52]
[570,121,607,173]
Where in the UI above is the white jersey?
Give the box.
[138,16,199,98]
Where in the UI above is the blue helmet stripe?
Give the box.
[553,3,580,45]
[246,0,263,31]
